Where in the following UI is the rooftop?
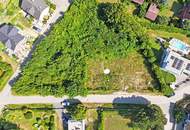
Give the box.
[178,4,190,20]
[20,0,48,20]
[0,24,24,51]
[145,3,159,21]
[161,49,190,76]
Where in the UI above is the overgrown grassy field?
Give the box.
[0,0,32,29]
[1,104,61,130]
[0,56,13,91]
[86,51,157,93]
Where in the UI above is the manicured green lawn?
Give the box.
[0,0,32,29]
[1,104,61,130]
[86,51,157,94]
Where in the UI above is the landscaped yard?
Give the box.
[0,0,32,29]
[1,104,61,130]
[86,51,157,93]
[86,109,99,130]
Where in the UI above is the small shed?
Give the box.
[145,3,159,21]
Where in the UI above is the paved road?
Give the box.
[0,85,190,130]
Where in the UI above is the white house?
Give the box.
[68,120,85,130]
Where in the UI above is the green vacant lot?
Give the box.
[0,0,32,29]
[12,0,180,97]
[1,104,61,130]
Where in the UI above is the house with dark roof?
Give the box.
[0,24,25,55]
[178,4,190,20]
[131,0,144,5]
[20,0,49,22]
[145,3,159,21]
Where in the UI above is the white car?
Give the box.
[61,100,70,107]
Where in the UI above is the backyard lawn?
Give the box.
[1,104,61,130]
[0,0,32,29]
[86,51,157,94]
[102,111,139,130]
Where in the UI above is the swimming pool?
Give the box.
[170,38,188,52]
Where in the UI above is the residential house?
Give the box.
[161,39,190,76]
[68,120,85,130]
[0,24,25,55]
[145,3,159,21]
[184,114,190,130]
[131,0,144,5]
[178,4,190,21]
[20,0,49,25]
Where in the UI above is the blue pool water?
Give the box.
[172,41,187,51]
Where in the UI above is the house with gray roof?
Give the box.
[20,0,49,22]
[0,24,25,55]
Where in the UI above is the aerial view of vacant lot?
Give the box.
[11,0,189,97]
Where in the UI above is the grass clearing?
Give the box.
[86,51,157,93]
[103,111,137,130]
[148,29,190,44]
[1,104,61,130]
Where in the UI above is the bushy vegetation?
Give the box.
[13,0,175,97]
[0,57,13,92]
[0,118,20,130]
[173,95,190,123]
[66,103,87,120]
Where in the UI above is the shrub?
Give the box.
[24,111,33,119]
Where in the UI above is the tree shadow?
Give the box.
[112,96,151,105]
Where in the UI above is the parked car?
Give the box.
[61,100,70,107]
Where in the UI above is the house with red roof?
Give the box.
[145,3,159,21]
